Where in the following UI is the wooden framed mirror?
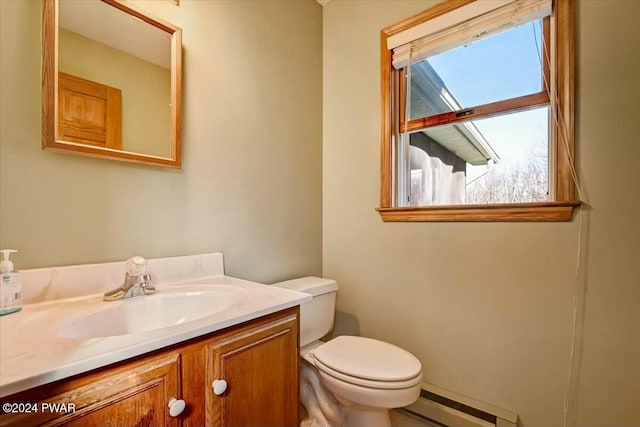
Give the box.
[42,0,182,168]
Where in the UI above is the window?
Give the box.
[378,0,578,221]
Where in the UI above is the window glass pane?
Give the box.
[408,107,549,206]
[408,20,544,120]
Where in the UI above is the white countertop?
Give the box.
[0,275,310,398]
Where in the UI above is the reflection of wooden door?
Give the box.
[58,72,122,149]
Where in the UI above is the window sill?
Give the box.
[376,201,581,222]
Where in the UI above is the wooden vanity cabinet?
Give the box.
[0,307,299,427]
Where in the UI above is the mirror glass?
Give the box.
[43,0,182,168]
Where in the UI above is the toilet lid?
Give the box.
[312,336,422,382]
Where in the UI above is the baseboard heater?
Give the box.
[401,383,519,427]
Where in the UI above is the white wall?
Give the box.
[0,0,323,283]
[323,1,639,426]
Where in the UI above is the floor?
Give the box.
[390,409,442,427]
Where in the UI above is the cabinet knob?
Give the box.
[168,398,186,417]
[212,379,228,396]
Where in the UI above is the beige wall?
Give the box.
[0,0,323,283]
[2,0,638,425]
[59,28,171,157]
[323,1,639,426]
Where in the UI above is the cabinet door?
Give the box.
[206,308,299,427]
[0,353,181,427]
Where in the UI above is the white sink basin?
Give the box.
[20,285,248,339]
[1,269,312,399]
[58,285,247,338]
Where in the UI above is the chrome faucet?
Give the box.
[104,256,155,301]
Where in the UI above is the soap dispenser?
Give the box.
[0,249,23,316]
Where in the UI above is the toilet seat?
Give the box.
[312,336,422,389]
[314,358,422,390]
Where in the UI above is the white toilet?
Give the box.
[274,277,422,427]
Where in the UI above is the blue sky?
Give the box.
[415,20,549,175]
[427,20,544,107]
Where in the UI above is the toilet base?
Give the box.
[341,404,391,427]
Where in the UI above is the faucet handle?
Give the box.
[126,256,147,276]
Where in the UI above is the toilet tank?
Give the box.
[273,277,338,347]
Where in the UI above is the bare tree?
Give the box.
[466,142,548,204]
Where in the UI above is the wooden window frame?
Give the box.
[377,0,579,222]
